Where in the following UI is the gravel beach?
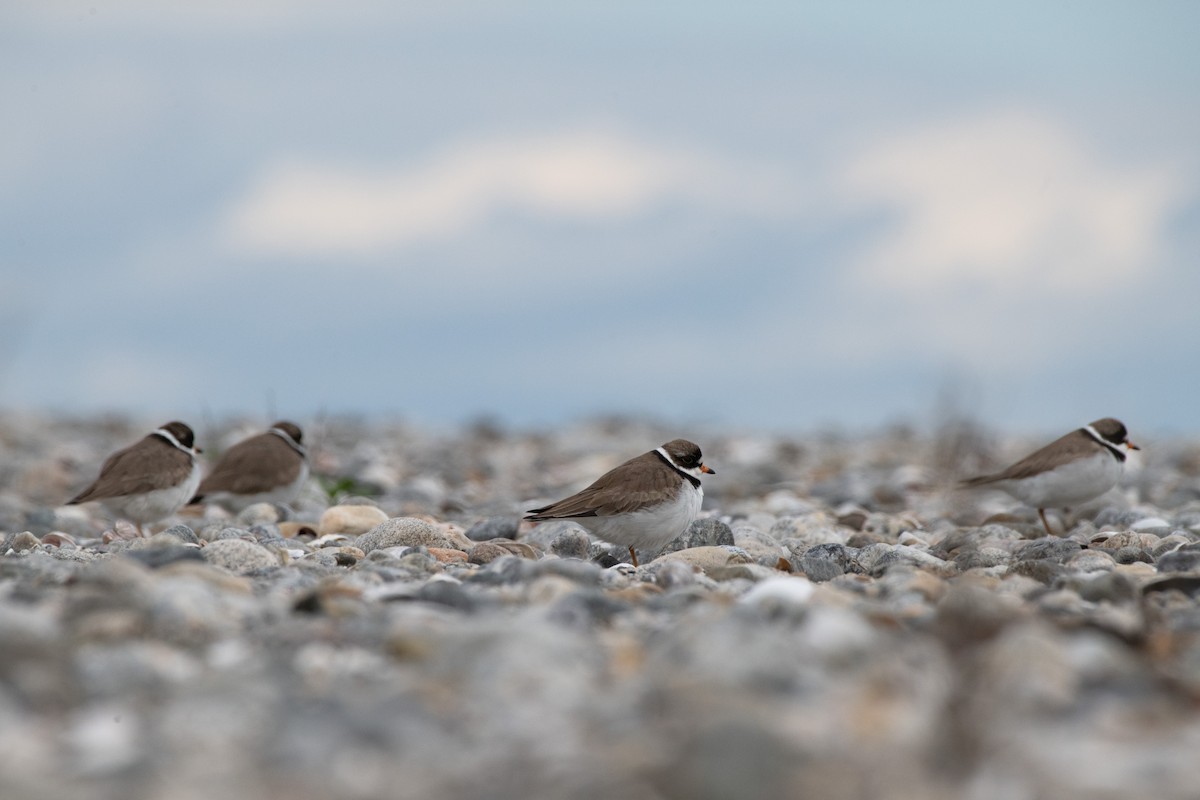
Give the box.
[3,413,1200,799]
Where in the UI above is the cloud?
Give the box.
[838,107,1186,297]
[221,130,796,259]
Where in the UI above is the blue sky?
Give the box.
[3,1,1199,434]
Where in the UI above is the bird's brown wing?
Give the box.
[69,436,193,502]
[526,452,678,518]
[962,429,1099,486]
[196,434,303,496]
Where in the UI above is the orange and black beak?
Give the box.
[700,463,715,475]
[1125,440,1140,451]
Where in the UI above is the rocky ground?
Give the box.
[2,412,1200,799]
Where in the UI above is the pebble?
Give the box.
[650,545,753,576]
[317,504,389,536]
[465,516,520,542]
[201,539,281,574]
[278,521,319,539]
[355,517,453,553]
[237,502,282,526]
[799,542,855,582]
[549,528,592,560]
[657,516,736,556]
[1157,547,1200,573]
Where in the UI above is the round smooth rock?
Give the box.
[1066,549,1116,573]
[649,545,753,577]
[8,531,40,552]
[237,503,281,526]
[202,539,281,574]
[1114,546,1154,565]
[318,505,389,536]
[550,528,592,560]
[427,547,468,564]
[160,525,200,545]
[731,526,788,564]
[955,547,1012,571]
[465,517,520,542]
[1157,548,1200,574]
[1015,539,1084,563]
[278,522,319,539]
[799,542,855,582]
[468,542,512,565]
[1092,532,1162,550]
[658,517,735,556]
[356,517,453,553]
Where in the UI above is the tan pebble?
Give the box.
[649,545,751,576]
[526,575,579,604]
[318,505,388,536]
[334,546,365,560]
[487,539,540,560]
[468,542,511,565]
[427,547,468,564]
[435,523,474,550]
[904,569,948,601]
[1091,532,1161,550]
[279,521,320,539]
[158,561,254,593]
[1114,562,1159,580]
[74,609,144,642]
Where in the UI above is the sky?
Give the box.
[2,1,1199,435]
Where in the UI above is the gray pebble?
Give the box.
[651,558,699,589]
[122,546,205,569]
[415,580,478,613]
[160,525,200,545]
[1157,547,1200,573]
[800,543,855,582]
[465,517,520,542]
[467,555,536,585]
[550,528,592,560]
[1015,538,1084,563]
[954,546,1012,571]
[1114,546,1154,565]
[237,502,283,526]
[356,518,452,553]
[547,589,630,629]
[1074,571,1139,604]
[202,539,281,574]
[1009,558,1066,584]
[658,517,735,556]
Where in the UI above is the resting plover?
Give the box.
[67,421,202,533]
[191,421,309,512]
[526,438,715,566]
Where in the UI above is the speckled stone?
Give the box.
[201,539,281,574]
[550,528,592,560]
[356,517,454,553]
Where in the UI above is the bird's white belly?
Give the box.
[1000,453,1122,508]
[104,461,202,524]
[579,485,702,551]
